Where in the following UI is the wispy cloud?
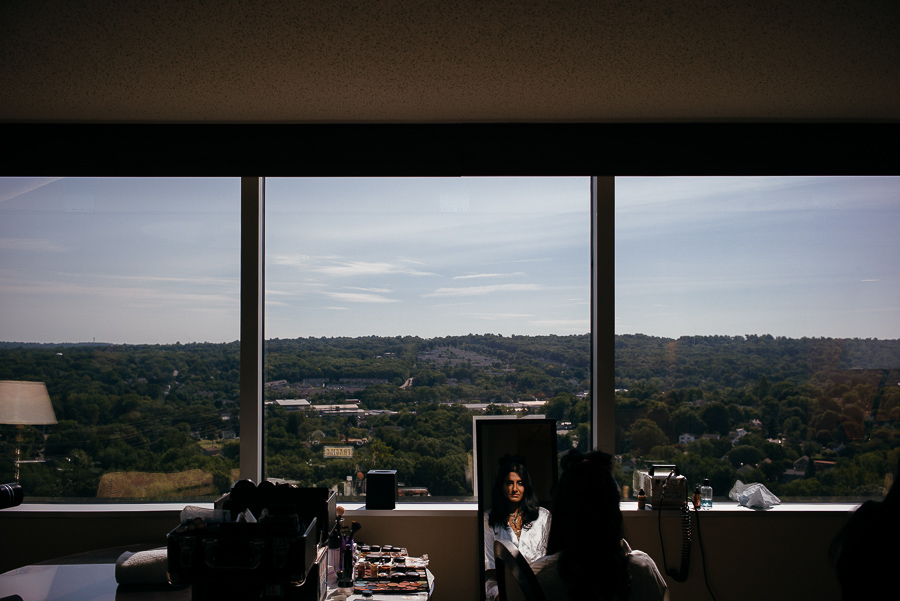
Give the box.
[453,272,526,280]
[462,312,535,321]
[270,254,436,278]
[529,318,590,330]
[0,238,67,252]
[315,261,435,277]
[322,291,400,303]
[0,177,63,203]
[423,283,541,298]
[345,286,393,293]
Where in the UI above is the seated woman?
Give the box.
[531,450,669,601]
[484,454,551,601]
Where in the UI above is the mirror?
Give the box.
[474,416,557,600]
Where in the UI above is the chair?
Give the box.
[493,540,548,601]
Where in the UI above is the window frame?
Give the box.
[244,175,606,488]
[3,123,897,502]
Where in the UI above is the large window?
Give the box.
[262,178,592,499]
[615,176,900,501]
[0,177,241,500]
[2,125,895,506]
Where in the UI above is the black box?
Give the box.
[366,470,398,510]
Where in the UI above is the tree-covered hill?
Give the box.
[1,333,896,501]
[615,334,899,500]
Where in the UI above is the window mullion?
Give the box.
[240,177,264,482]
[592,176,615,453]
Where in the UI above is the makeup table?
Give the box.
[0,545,433,601]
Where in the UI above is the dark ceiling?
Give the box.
[2,1,898,123]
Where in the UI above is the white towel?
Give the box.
[115,548,170,585]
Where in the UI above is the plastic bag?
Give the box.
[728,480,781,509]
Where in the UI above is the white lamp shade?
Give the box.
[0,381,58,425]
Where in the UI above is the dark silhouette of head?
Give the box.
[832,452,900,601]
[548,449,630,601]
[489,454,542,529]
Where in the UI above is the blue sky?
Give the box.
[264,177,590,339]
[0,177,589,344]
[3,176,897,344]
[616,176,900,340]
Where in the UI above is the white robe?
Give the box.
[483,507,551,570]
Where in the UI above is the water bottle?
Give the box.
[700,478,713,509]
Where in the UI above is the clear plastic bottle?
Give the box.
[700,478,713,509]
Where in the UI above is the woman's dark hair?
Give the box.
[488,454,542,530]
[548,449,630,601]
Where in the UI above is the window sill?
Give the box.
[3,500,861,517]
[620,501,860,513]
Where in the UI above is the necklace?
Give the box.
[507,509,523,537]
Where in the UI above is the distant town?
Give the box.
[1,333,896,501]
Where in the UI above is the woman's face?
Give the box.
[505,471,524,505]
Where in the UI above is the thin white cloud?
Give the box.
[453,272,526,280]
[529,318,590,330]
[322,291,400,303]
[1,279,237,307]
[462,312,535,321]
[314,261,436,277]
[423,283,541,298]
[0,177,64,203]
[345,286,392,293]
[0,238,67,252]
[269,253,313,267]
[89,273,239,286]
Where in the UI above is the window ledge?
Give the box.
[620,501,860,513]
[2,501,861,518]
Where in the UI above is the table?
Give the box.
[0,546,433,601]
[0,544,186,601]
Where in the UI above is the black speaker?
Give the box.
[366,470,398,510]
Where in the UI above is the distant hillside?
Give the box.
[615,334,900,391]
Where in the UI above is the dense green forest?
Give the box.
[615,334,899,499]
[1,334,897,501]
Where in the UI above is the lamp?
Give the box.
[0,381,58,482]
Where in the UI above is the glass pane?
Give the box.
[615,176,900,502]
[0,177,241,501]
[264,177,591,500]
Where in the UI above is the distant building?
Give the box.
[270,399,310,410]
[679,433,696,445]
[731,428,748,444]
[462,402,533,412]
[323,445,354,459]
